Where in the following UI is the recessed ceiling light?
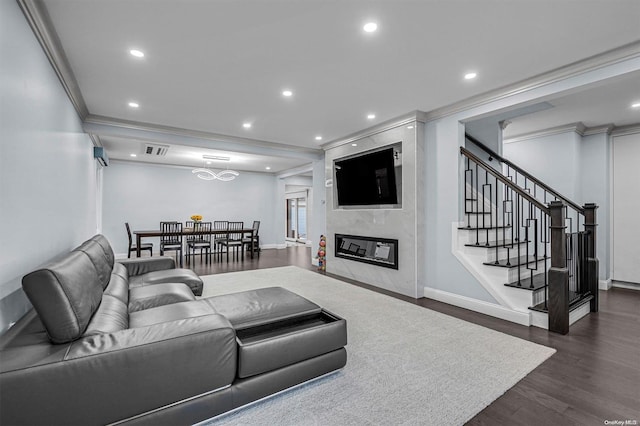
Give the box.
[407,125,414,129]
[632,102,640,108]
[265,166,271,170]
[363,22,378,33]
[352,143,358,147]
[130,153,137,157]
[129,49,144,58]
[128,102,139,108]
[282,90,293,97]
[206,161,212,165]
[367,114,376,120]
[315,136,322,141]
[243,122,252,129]
[464,72,477,80]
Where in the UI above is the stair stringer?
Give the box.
[449,222,537,326]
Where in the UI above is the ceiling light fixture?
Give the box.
[243,122,252,129]
[192,169,239,181]
[315,136,322,141]
[282,90,293,97]
[130,153,137,157]
[363,22,378,33]
[632,102,640,108]
[352,143,358,147]
[265,166,271,170]
[367,114,376,119]
[128,102,139,108]
[464,72,477,80]
[407,125,414,129]
[129,49,144,58]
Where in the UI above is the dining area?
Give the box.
[126,218,260,268]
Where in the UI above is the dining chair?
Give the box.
[125,222,153,258]
[219,221,244,262]
[213,221,229,261]
[159,221,183,267]
[186,221,212,264]
[242,220,260,256]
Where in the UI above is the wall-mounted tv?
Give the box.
[334,143,402,208]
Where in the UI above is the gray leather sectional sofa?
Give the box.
[0,235,347,425]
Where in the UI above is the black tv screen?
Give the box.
[335,147,398,206]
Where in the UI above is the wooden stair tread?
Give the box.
[504,273,548,291]
[482,255,548,268]
[465,240,528,249]
[458,225,511,231]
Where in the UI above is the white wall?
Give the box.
[612,129,640,284]
[0,0,97,333]
[503,130,581,201]
[423,118,498,303]
[102,161,278,255]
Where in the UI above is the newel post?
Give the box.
[548,201,569,334]
[584,203,599,312]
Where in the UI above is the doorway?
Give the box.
[286,194,307,243]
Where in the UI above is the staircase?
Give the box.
[454,135,599,333]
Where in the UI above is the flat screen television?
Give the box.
[334,145,401,207]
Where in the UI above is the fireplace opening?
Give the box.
[335,234,398,269]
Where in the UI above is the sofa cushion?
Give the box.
[104,271,129,304]
[22,251,103,343]
[84,295,129,336]
[128,269,204,296]
[74,238,112,289]
[112,262,128,281]
[129,300,216,328]
[202,287,322,329]
[89,234,115,270]
[128,283,196,313]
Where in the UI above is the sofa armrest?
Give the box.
[117,256,175,276]
[0,315,236,426]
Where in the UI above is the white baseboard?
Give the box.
[423,287,531,326]
[599,279,612,290]
[261,244,287,250]
[611,281,640,291]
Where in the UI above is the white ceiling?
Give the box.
[37,0,640,173]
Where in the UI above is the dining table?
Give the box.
[133,227,256,259]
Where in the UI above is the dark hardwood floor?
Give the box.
[188,246,640,425]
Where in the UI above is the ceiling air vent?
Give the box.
[144,143,170,156]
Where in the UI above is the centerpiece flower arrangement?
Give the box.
[190,215,203,222]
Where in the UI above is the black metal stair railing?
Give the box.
[460,139,599,334]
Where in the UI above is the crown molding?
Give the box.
[611,123,640,137]
[276,163,314,179]
[583,124,614,137]
[321,110,427,151]
[17,0,89,119]
[425,40,640,122]
[504,122,586,144]
[505,121,639,143]
[83,115,323,161]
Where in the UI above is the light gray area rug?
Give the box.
[199,266,555,426]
